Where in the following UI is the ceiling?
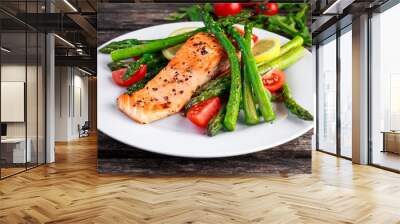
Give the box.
[0,0,96,14]
[0,0,97,73]
[311,0,393,43]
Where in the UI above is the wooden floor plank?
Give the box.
[0,134,400,224]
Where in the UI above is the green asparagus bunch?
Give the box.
[184,44,306,111]
[202,12,242,131]
[187,34,312,136]
[226,24,275,123]
[242,23,259,125]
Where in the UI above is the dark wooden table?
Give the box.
[97,3,312,176]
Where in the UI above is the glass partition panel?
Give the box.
[317,36,337,154]
[26,0,39,169]
[38,32,45,165]
[370,3,400,171]
[1,20,27,177]
[339,28,352,158]
[27,30,38,169]
[0,1,46,179]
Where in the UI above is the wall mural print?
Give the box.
[97,2,314,175]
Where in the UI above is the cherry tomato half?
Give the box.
[187,97,221,128]
[256,3,279,16]
[112,65,147,87]
[214,3,242,17]
[262,69,285,92]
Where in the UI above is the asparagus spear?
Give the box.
[207,103,226,136]
[281,83,313,120]
[258,47,310,120]
[122,53,155,80]
[192,75,230,97]
[184,75,230,113]
[279,36,303,57]
[256,36,303,67]
[203,12,241,131]
[126,57,168,95]
[100,39,148,54]
[108,61,132,71]
[242,24,259,125]
[257,46,305,76]
[226,24,275,122]
[110,27,206,61]
[126,80,148,95]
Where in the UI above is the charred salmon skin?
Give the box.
[117,32,226,124]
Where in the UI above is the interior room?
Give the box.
[0,6,46,177]
[0,0,96,179]
[0,0,399,223]
[314,0,400,171]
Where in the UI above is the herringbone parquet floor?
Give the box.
[0,134,399,224]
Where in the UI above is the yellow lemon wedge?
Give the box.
[253,38,280,64]
[162,27,198,60]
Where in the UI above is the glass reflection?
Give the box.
[318,36,337,154]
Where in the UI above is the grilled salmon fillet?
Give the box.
[117,32,226,124]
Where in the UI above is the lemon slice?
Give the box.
[162,27,198,60]
[253,38,280,64]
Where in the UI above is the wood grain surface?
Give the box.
[97,2,312,175]
[1,135,400,223]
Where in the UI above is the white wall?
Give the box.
[1,65,26,139]
[1,63,46,163]
[55,66,69,141]
[54,66,89,141]
[72,73,89,138]
[1,65,41,138]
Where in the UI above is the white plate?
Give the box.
[97,22,314,158]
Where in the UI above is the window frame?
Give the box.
[0,1,48,180]
[315,24,353,161]
[367,1,400,173]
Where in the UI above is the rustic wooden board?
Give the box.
[97,2,312,176]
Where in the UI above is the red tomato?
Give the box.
[214,3,242,17]
[256,3,279,16]
[112,65,147,87]
[262,69,285,92]
[235,27,258,43]
[132,56,141,61]
[187,97,221,128]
